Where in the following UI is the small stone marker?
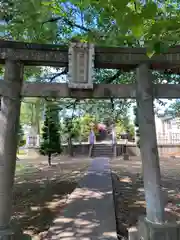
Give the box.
[123,153,129,160]
[128,227,138,240]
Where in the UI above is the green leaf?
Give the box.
[146,48,155,58]
[141,2,158,19]
[154,41,168,54]
[131,24,144,38]
[42,1,52,6]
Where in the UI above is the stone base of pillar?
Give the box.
[0,231,31,240]
[138,216,180,240]
[0,227,29,240]
[113,144,117,158]
[0,228,14,240]
[123,153,129,160]
[128,227,138,240]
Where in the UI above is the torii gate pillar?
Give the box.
[136,64,165,223]
[0,60,23,239]
[135,64,180,240]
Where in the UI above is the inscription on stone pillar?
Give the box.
[68,42,94,89]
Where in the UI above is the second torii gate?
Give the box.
[0,40,180,239]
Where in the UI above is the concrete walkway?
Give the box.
[45,157,118,240]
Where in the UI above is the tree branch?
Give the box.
[44,99,77,113]
[110,98,115,111]
[43,67,68,101]
[134,1,137,11]
[71,99,79,119]
[104,70,122,84]
[43,16,91,32]
[48,67,68,83]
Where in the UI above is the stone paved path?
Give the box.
[45,157,118,240]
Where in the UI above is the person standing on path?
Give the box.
[89,125,95,157]
[111,124,117,157]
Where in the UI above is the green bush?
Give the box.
[18,124,25,147]
[19,139,26,147]
[134,106,140,148]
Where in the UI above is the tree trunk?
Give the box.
[35,99,41,135]
[48,152,51,166]
[68,136,74,156]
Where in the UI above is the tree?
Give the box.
[163,100,180,118]
[79,114,96,141]
[40,102,61,166]
[63,117,74,156]
[37,0,180,53]
[20,97,45,135]
[2,0,180,92]
[115,120,126,140]
[134,106,140,148]
[57,97,133,144]
[1,0,58,42]
[1,0,180,145]
[2,0,180,53]
[62,115,82,156]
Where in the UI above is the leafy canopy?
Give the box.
[164,100,180,118]
[1,0,180,53]
[42,0,180,53]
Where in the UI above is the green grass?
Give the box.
[15,163,38,175]
[17,149,27,156]
[16,163,25,172]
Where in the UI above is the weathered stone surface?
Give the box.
[1,82,180,99]
[0,60,23,239]
[138,216,180,240]
[1,40,180,71]
[136,64,165,223]
[128,227,138,240]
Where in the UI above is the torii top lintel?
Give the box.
[0,40,180,73]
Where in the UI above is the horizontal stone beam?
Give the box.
[1,40,180,70]
[0,82,180,99]
[22,83,136,98]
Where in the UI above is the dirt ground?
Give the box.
[12,155,91,239]
[111,157,180,239]
[12,155,180,239]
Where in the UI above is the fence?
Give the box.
[156,132,180,144]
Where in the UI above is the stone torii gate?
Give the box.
[0,40,180,239]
